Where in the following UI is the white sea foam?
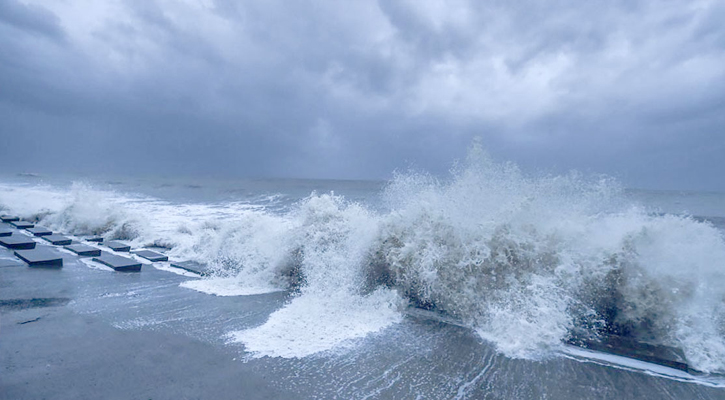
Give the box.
[229,290,403,358]
[180,277,283,296]
[1,150,724,370]
[228,194,405,357]
[368,150,725,372]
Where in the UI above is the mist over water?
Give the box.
[2,149,725,373]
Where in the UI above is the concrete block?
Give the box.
[133,250,168,262]
[27,227,53,236]
[170,261,211,276]
[105,241,131,252]
[14,249,63,268]
[42,235,72,246]
[93,254,141,272]
[0,228,13,237]
[10,220,34,229]
[1,215,19,222]
[65,244,102,257]
[85,236,104,243]
[0,236,36,250]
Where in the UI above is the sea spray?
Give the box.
[229,193,405,358]
[49,183,146,239]
[180,207,297,295]
[1,155,724,372]
[367,151,725,371]
[372,152,619,358]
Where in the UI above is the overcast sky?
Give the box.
[1,0,724,190]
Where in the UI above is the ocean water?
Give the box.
[2,152,725,398]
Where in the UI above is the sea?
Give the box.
[1,153,725,399]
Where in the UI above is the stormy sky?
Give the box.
[1,0,724,190]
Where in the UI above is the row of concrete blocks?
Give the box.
[1,215,210,275]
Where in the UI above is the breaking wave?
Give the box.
[1,149,724,372]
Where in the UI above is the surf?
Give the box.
[1,149,724,375]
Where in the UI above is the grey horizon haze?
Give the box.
[1,0,724,191]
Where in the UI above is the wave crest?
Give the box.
[1,154,724,370]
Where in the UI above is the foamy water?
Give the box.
[1,153,724,372]
[229,290,403,358]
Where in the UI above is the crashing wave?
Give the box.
[1,151,724,371]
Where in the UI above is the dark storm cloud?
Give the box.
[0,0,723,190]
[0,0,65,40]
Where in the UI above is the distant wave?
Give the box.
[1,150,724,372]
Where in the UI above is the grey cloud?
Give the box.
[0,0,723,190]
[0,1,65,40]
